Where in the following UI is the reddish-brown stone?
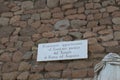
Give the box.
[45,62,66,71]
[62,4,73,10]
[0,52,11,62]
[45,72,61,78]
[98,29,113,35]
[88,38,98,45]
[62,69,72,78]
[48,38,59,42]
[32,34,41,42]
[107,6,119,12]
[52,12,64,19]
[85,3,94,9]
[89,44,105,53]
[12,51,23,62]
[2,72,18,80]
[2,62,18,72]
[65,9,77,15]
[29,73,43,80]
[99,34,113,41]
[23,41,34,48]
[78,7,85,13]
[37,24,53,33]
[18,62,31,71]
[42,32,55,38]
[83,31,97,38]
[17,72,29,80]
[31,63,45,72]
[93,26,106,32]
[72,69,87,78]
[112,11,120,17]
[87,21,98,28]
[88,69,94,77]
[102,41,119,47]
[94,13,102,20]
[68,61,93,69]
[62,35,73,41]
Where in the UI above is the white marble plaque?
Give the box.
[37,40,88,61]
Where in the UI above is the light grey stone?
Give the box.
[69,32,82,39]
[54,19,70,30]
[31,13,40,20]
[112,17,120,24]
[114,31,120,40]
[71,20,87,29]
[60,0,78,5]
[35,0,46,9]
[47,0,59,8]
[23,51,33,60]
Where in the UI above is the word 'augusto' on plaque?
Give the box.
[37,40,88,61]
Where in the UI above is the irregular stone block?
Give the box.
[54,19,70,30]
[71,20,87,29]
[112,17,120,24]
[47,0,59,8]
[114,31,120,40]
[21,1,33,10]
[0,17,9,26]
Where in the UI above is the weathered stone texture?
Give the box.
[0,0,120,79]
[54,19,70,30]
[45,62,66,71]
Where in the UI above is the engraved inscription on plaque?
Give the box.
[37,40,88,61]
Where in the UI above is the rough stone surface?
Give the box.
[112,17,120,24]
[60,0,78,5]
[83,32,97,38]
[2,62,18,72]
[10,15,21,24]
[20,27,35,36]
[0,26,15,38]
[54,19,70,30]
[71,20,87,29]
[102,41,118,47]
[45,62,66,71]
[18,62,31,71]
[41,12,51,19]
[45,72,61,78]
[0,52,11,62]
[2,72,18,80]
[0,17,9,25]
[0,0,120,79]
[72,70,87,78]
[114,31,120,40]
[0,3,9,13]
[22,51,33,60]
[47,0,59,8]
[31,13,40,20]
[21,1,33,10]
[29,73,43,80]
[106,46,120,53]
[69,32,82,39]
[89,44,105,53]
[99,34,114,41]
[35,0,46,9]
[12,51,23,62]
[107,6,119,12]
[17,72,29,80]
[1,12,13,17]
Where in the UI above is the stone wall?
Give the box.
[0,0,120,80]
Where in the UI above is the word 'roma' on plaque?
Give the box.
[37,40,88,61]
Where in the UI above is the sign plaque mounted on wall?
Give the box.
[37,40,88,61]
